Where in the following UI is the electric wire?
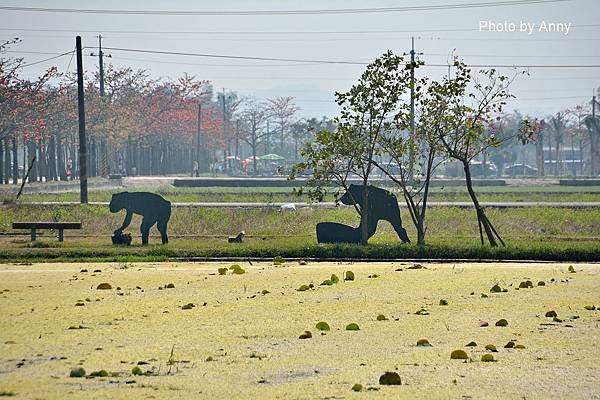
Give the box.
[0,1,573,16]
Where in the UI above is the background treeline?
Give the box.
[1,39,599,184]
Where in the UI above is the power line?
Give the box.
[102,46,600,68]
[103,47,368,65]
[0,1,572,16]
[507,95,589,101]
[3,23,598,35]
[4,50,69,55]
[428,52,600,59]
[19,50,74,68]
[109,55,339,68]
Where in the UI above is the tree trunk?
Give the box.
[252,135,258,176]
[57,136,66,181]
[47,137,54,181]
[38,139,47,182]
[3,138,9,184]
[463,160,502,247]
[416,151,435,246]
[360,180,369,245]
[12,137,18,184]
[555,135,561,176]
[579,138,584,175]
[591,129,599,176]
[0,139,3,184]
[536,131,544,176]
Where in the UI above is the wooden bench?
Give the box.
[12,222,82,242]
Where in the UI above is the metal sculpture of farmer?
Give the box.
[109,192,172,245]
[316,184,410,244]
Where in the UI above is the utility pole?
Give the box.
[76,36,88,203]
[91,34,110,177]
[404,37,423,182]
[98,35,105,96]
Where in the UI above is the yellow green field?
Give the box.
[0,261,599,399]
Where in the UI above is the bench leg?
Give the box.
[31,228,36,242]
[58,229,64,242]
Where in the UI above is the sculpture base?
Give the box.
[112,232,132,246]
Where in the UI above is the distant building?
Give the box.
[543,146,583,175]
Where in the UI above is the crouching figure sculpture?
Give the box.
[109,192,172,245]
[316,184,410,244]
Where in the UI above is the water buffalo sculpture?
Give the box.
[316,184,410,244]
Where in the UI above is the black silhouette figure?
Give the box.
[228,231,245,243]
[109,192,172,245]
[316,184,410,244]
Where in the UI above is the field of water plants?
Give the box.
[0,260,598,399]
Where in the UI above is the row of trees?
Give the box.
[487,104,600,177]
[0,39,326,184]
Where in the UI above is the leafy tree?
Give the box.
[292,51,412,244]
[430,61,532,247]
[267,96,299,158]
[238,100,269,175]
[373,66,442,246]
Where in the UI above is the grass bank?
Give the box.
[1,237,599,263]
[1,203,598,262]
[5,185,600,203]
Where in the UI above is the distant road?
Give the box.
[13,201,600,209]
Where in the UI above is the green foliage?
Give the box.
[379,371,402,385]
[450,350,468,360]
[345,323,360,331]
[315,322,330,331]
[344,271,355,281]
[69,367,86,378]
[490,284,503,293]
[96,283,112,290]
[289,51,415,244]
[485,344,497,352]
[131,366,143,376]
[351,383,363,392]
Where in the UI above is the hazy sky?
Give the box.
[1,0,599,118]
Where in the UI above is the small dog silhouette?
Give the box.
[228,231,245,243]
